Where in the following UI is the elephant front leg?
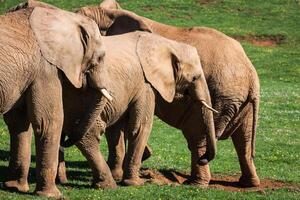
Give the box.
[188,148,211,186]
[185,143,211,187]
[183,127,211,187]
[122,90,155,186]
[105,120,126,182]
[3,107,32,193]
[231,104,260,187]
[76,126,117,189]
[27,72,63,198]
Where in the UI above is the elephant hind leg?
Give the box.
[231,103,260,187]
[3,106,32,193]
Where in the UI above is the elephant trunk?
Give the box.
[191,79,217,165]
[61,61,113,147]
[61,90,108,147]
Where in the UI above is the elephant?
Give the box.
[7,0,260,188]
[5,0,217,187]
[74,0,260,187]
[0,6,110,198]
[58,30,216,187]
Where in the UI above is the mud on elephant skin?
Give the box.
[0,6,108,198]
[76,0,260,188]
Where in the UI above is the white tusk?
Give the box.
[100,89,113,102]
[201,100,219,114]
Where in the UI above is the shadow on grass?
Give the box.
[209,179,241,188]
[0,149,255,191]
[0,149,9,161]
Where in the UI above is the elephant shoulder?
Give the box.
[0,9,39,53]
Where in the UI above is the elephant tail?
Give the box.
[249,65,260,159]
[251,96,259,159]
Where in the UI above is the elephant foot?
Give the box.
[142,145,153,162]
[239,175,260,187]
[92,179,117,189]
[183,178,209,188]
[56,162,68,184]
[3,180,29,193]
[111,168,123,182]
[122,177,144,186]
[35,186,62,199]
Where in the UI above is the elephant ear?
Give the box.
[106,10,152,35]
[30,7,90,88]
[136,34,178,103]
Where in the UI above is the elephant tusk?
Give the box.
[201,100,219,114]
[100,88,113,102]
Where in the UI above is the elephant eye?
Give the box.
[192,75,201,82]
[98,52,105,62]
[192,77,196,81]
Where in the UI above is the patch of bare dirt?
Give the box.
[140,168,300,192]
[232,34,285,47]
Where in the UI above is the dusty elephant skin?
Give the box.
[75,0,260,188]
[59,31,215,187]
[0,6,107,198]
[6,0,259,189]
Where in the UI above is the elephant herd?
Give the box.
[0,0,260,198]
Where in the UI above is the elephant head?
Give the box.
[134,33,217,163]
[29,7,112,146]
[76,6,151,36]
[99,0,121,9]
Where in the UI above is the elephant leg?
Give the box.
[231,104,260,187]
[56,145,67,184]
[27,72,63,198]
[3,106,32,193]
[182,130,211,187]
[76,125,117,189]
[105,119,126,182]
[181,104,211,187]
[122,88,155,186]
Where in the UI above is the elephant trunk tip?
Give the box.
[198,150,215,165]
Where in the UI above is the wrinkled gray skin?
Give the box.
[59,31,215,187]
[0,7,106,198]
[77,0,260,187]
[6,0,216,188]
[7,0,260,188]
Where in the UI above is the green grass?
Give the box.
[0,0,300,199]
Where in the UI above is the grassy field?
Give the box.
[0,0,299,199]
